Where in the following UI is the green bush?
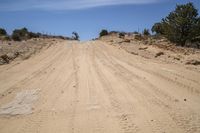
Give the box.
[12,33,21,41]
[151,23,164,35]
[72,32,79,40]
[133,31,139,34]
[0,28,7,36]
[99,29,108,37]
[152,2,200,46]
[12,27,30,41]
[119,32,125,38]
[29,32,40,38]
[143,29,150,36]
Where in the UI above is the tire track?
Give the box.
[98,42,200,95]
[92,47,140,133]
[67,42,80,133]
[0,43,70,99]
[95,42,200,133]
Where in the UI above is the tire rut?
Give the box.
[92,47,140,133]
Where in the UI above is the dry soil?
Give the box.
[0,40,200,133]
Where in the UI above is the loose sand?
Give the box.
[0,40,200,133]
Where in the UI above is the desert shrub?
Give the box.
[151,23,164,35]
[0,54,9,64]
[109,31,118,34]
[119,32,125,38]
[99,29,108,37]
[0,28,7,36]
[135,34,143,40]
[0,36,11,41]
[143,29,150,36]
[29,32,39,38]
[4,36,10,41]
[12,27,30,41]
[12,33,21,41]
[36,32,42,37]
[72,32,79,40]
[152,2,200,46]
[57,36,65,40]
[133,31,139,34]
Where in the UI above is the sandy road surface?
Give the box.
[0,40,200,133]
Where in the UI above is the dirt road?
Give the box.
[0,40,200,133]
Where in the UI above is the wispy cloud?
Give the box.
[0,0,163,11]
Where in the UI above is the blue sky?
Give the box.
[0,0,199,40]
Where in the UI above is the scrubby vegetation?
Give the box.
[133,31,139,34]
[12,28,29,41]
[152,2,200,47]
[99,29,108,37]
[72,32,80,40]
[119,32,125,38]
[143,29,150,36]
[151,23,164,35]
[0,28,10,41]
[0,28,7,36]
[97,3,199,49]
[0,27,72,41]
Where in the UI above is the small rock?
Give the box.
[155,52,164,58]
[130,52,138,55]
[139,47,148,50]
[174,57,180,60]
[184,99,187,101]
[185,60,200,66]
[124,39,131,43]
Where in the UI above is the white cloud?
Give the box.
[0,0,163,11]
